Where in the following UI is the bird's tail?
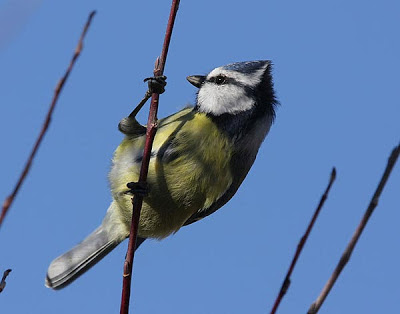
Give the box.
[45,204,146,289]
[45,225,120,289]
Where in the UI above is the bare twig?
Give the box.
[308,143,400,314]
[270,168,336,314]
[0,11,96,229]
[0,269,12,293]
[119,1,180,313]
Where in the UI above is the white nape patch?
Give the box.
[196,64,269,116]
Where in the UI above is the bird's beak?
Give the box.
[186,75,206,88]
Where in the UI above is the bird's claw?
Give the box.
[144,75,167,94]
[126,181,150,197]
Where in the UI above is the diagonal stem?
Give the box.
[0,11,96,230]
[270,168,336,314]
[0,269,12,293]
[119,1,180,313]
[308,143,400,314]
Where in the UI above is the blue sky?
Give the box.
[1,1,399,313]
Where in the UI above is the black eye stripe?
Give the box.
[216,75,225,84]
[205,76,255,99]
[207,76,249,88]
[209,75,226,85]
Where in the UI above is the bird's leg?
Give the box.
[118,76,167,135]
[128,75,167,119]
[121,76,166,195]
[125,181,150,197]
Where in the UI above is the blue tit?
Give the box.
[46,60,277,289]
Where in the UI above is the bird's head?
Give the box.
[187,60,277,118]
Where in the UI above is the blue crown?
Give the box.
[222,60,269,74]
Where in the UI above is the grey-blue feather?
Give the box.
[45,225,145,289]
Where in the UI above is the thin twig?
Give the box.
[270,168,336,314]
[0,269,12,293]
[119,1,180,313]
[0,11,96,229]
[308,143,400,314]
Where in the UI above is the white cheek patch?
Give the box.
[197,83,254,115]
[196,63,270,115]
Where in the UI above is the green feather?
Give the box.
[109,108,233,239]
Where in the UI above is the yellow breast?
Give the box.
[109,108,233,238]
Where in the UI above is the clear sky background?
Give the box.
[1,1,399,313]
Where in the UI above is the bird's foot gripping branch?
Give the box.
[126,182,150,197]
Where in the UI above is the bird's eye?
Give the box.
[215,75,226,85]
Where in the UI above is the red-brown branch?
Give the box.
[0,11,96,229]
[308,143,400,314]
[270,168,337,314]
[119,1,180,313]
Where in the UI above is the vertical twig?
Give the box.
[0,11,96,229]
[308,144,400,314]
[270,168,336,314]
[119,1,180,313]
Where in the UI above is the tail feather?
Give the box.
[45,226,120,289]
[46,218,147,290]
[46,200,148,289]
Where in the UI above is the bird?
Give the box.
[45,60,278,289]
